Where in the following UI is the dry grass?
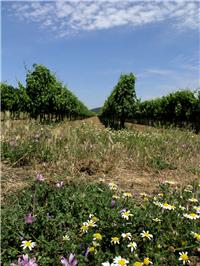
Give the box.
[1,117,200,198]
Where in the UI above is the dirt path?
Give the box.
[78,116,105,128]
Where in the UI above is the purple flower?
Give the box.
[61,257,67,265]
[36,173,44,181]
[11,254,38,266]
[61,254,78,266]
[119,208,127,214]
[111,200,116,208]
[24,213,35,224]
[56,181,64,188]
[84,247,89,257]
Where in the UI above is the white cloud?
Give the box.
[181,64,199,71]
[7,1,200,37]
[146,69,173,76]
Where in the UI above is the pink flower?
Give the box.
[11,254,38,266]
[36,173,44,181]
[61,254,78,266]
[24,213,35,224]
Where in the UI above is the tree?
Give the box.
[26,64,59,120]
[0,82,20,118]
[1,82,15,112]
[100,73,137,128]
[190,89,200,133]
[25,64,93,121]
[17,82,31,114]
[133,89,200,132]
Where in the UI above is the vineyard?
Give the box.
[99,73,200,132]
[1,67,200,266]
[1,64,93,122]
[1,67,200,133]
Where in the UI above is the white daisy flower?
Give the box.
[111,237,120,245]
[140,230,153,240]
[121,210,133,220]
[183,213,200,220]
[179,252,190,265]
[21,240,36,251]
[113,256,129,266]
[127,241,137,252]
[160,202,176,210]
[121,232,132,240]
[188,198,198,203]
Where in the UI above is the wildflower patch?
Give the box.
[2,179,200,265]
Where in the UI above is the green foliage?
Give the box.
[99,73,137,129]
[17,82,31,113]
[1,82,20,115]
[2,139,37,166]
[1,82,31,118]
[54,84,92,120]
[2,180,200,265]
[134,90,200,132]
[99,78,199,132]
[26,64,56,118]
[150,155,177,170]
[1,129,57,166]
[26,64,93,120]
[1,64,93,121]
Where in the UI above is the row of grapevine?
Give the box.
[133,90,200,132]
[1,64,93,121]
[99,73,137,129]
[99,73,200,132]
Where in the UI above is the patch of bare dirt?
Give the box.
[90,165,200,197]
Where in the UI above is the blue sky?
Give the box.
[1,1,200,108]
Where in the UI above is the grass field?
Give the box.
[1,117,200,265]
[1,117,200,197]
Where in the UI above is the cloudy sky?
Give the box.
[2,0,200,108]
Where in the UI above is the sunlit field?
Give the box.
[1,117,200,265]
[2,0,200,264]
